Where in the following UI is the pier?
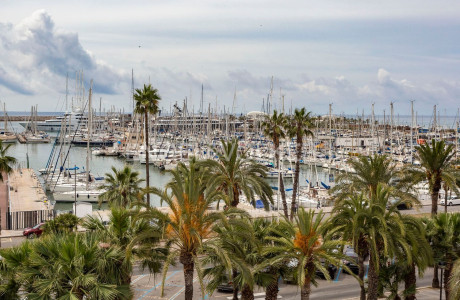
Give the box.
[1,169,54,230]
[8,169,49,212]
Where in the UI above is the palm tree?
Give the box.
[365,185,412,300]
[0,242,31,299]
[449,258,460,300]
[408,140,459,289]
[261,110,289,217]
[98,166,144,207]
[203,216,272,300]
[134,83,161,206]
[0,140,16,182]
[286,108,314,219]
[401,216,433,300]
[330,154,417,206]
[266,208,350,300]
[151,157,224,300]
[329,193,370,300]
[82,206,168,285]
[0,233,131,299]
[330,185,414,300]
[200,138,273,208]
[381,215,432,300]
[407,139,459,217]
[426,213,460,299]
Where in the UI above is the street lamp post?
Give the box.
[439,261,446,300]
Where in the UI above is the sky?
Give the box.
[0,0,460,117]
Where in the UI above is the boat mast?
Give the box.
[410,100,414,164]
[86,80,93,190]
[65,73,68,112]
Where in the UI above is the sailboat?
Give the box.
[52,80,105,203]
[0,103,17,143]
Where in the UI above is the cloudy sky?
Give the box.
[1,1,459,116]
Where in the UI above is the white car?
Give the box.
[440,197,460,206]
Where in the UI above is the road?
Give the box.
[132,265,441,300]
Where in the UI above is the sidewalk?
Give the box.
[0,230,24,238]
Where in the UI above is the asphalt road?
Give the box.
[132,265,440,300]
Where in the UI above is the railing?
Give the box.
[7,210,55,230]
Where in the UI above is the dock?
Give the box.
[8,169,50,212]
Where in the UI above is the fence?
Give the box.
[7,210,55,230]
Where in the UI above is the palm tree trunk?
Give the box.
[265,268,280,300]
[232,269,239,300]
[357,255,366,300]
[275,143,288,218]
[144,111,150,206]
[432,265,440,288]
[367,255,379,300]
[430,183,440,217]
[231,185,240,207]
[241,284,254,300]
[300,277,311,300]
[279,176,288,218]
[290,136,302,220]
[445,261,453,300]
[180,253,194,300]
[404,263,416,300]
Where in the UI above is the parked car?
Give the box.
[440,197,460,206]
[343,248,360,275]
[315,263,338,280]
[217,275,234,292]
[284,258,337,282]
[23,222,45,238]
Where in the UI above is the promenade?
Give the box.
[8,168,49,212]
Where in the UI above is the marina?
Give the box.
[0,101,458,217]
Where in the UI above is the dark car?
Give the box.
[343,248,360,275]
[23,222,45,238]
[315,264,338,280]
[217,276,234,293]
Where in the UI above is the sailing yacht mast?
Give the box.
[410,100,414,164]
[86,80,93,190]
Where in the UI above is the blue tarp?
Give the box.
[255,200,264,209]
[271,187,294,191]
[65,166,80,171]
[321,182,331,190]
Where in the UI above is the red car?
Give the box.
[23,222,45,238]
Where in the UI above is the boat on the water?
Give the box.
[19,108,87,132]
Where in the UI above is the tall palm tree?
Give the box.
[98,166,144,208]
[286,108,314,220]
[261,110,289,217]
[330,185,414,300]
[365,185,412,300]
[330,154,417,206]
[387,215,432,300]
[200,138,273,208]
[407,140,459,289]
[266,209,350,300]
[329,193,369,300]
[426,212,460,299]
[151,157,224,300]
[0,140,17,182]
[134,83,161,206]
[407,139,459,217]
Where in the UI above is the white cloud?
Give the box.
[0,9,127,98]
